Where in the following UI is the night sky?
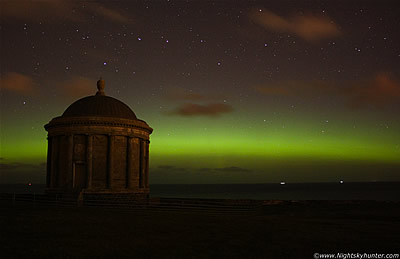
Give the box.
[1,0,399,184]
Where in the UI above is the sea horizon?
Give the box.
[1,181,399,201]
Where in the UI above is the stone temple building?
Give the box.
[44,79,153,199]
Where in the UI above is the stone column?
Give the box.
[107,135,114,189]
[46,137,52,188]
[139,139,144,188]
[50,136,58,188]
[126,137,132,189]
[67,135,74,189]
[86,135,93,189]
[131,137,140,189]
[145,140,150,188]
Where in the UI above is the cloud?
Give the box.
[346,72,400,108]
[169,92,209,102]
[0,72,36,95]
[195,167,252,173]
[0,0,74,21]
[151,165,188,180]
[165,88,232,116]
[255,82,296,96]
[0,162,45,171]
[154,166,251,174]
[197,168,212,172]
[89,4,133,24]
[0,162,23,171]
[158,165,176,170]
[0,0,132,24]
[249,8,341,42]
[0,162,46,184]
[150,165,254,184]
[214,166,252,173]
[57,76,95,98]
[255,80,331,97]
[165,88,224,102]
[254,72,400,108]
[170,103,233,117]
[157,165,187,171]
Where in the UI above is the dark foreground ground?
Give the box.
[1,201,399,259]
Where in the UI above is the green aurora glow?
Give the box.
[2,105,399,165]
[1,1,399,183]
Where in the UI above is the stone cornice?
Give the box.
[45,116,153,134]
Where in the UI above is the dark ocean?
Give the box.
[1,182,399,200]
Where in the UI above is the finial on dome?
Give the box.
[96,77,105,96]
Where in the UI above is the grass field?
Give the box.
[1,201,399,258]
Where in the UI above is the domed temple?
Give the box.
[44,79,153,199]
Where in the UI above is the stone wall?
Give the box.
[112,135,127,189]
[45,117,152,196]
[92,134,107,189]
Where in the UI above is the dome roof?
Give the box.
[62,95,137,120]
[61,78,137,120]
